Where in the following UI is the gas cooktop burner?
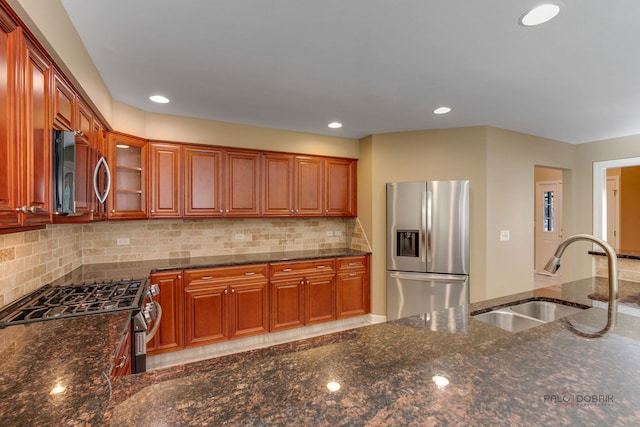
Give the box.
[0,279,148,327]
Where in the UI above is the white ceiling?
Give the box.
[59,0,640,144]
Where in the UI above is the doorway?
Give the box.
[534,167,563,288]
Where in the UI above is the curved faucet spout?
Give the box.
[543,233,618,337]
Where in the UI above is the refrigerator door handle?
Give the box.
[388,272,467,282]
[424,190,433,264]
[421,191,427,263]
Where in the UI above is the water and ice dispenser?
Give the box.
[397,230,419,258]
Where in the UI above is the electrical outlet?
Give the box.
[117,237,130,246]
[500,230,510,241]
[234,233,245,240]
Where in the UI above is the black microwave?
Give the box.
[52,130,110,215]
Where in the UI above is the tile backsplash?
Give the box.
[0,217,370,307]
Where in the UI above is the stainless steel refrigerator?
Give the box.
[386,180,470,320]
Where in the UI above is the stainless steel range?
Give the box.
[0,279,161,374]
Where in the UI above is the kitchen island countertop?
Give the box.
[2,276,640,426]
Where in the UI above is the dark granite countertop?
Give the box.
[0,311,130,426]
[589,249,640,260]
[48,248,371,286]
[2,275,640,425]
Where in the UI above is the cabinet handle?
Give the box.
[283,268,293,272]
[316,265,326,269]
[349,272,357,277]
[15,206,26,213]
[244,272,255,276]
[201,276,213,280]
[349,262,357,266]
[116,355,128,369]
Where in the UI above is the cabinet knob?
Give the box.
[224,289,228,294]
[231,288,236,293]
[150,209,155,213]
[177,275,182,280]
[111,210,116,214]
[225,209,229,213]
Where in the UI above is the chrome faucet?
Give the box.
[544,233,618,337]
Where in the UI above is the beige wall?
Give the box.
[485,128,577,298]
[140,108,359,158]
[358,127,488,313]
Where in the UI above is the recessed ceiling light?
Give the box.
[149,95,170,104]
[433,106,451,115]
[328,122,343,129]
[519,4,560,26]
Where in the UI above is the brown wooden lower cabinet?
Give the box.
[336,255,370,318]
[184,264,269,347]
[270,258,337,332]
[148,255,369,354]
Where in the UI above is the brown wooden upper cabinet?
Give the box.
[263,154,357,217]
[325,157,357,217]
[107,132,148,219]
[52,71,74,131]
[262,153,294,216]
[0,20,21,229]
[224,150,260,216]
[18,39,53,226]
[183,145,224,217]
[149,142,182,218]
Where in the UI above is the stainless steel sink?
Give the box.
[509,300,584,322]
[473,309,544,333]
[472,299,587,332]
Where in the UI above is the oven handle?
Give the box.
[145,301,163,343]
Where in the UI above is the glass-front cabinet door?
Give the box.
[107,132,148,219]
